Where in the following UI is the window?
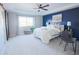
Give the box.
[18,16,34,27]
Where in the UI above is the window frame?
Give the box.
[18,16,34,27]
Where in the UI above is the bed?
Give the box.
[33,24,64,44]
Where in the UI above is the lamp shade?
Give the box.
[67,21,71,26]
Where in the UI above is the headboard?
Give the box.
[47,22,64,32]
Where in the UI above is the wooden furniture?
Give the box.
[60,30,77,54]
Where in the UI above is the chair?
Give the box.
[61,30,76,54]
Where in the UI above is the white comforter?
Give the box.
[33,26,61,44]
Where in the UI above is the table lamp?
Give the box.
[67,21,71,31]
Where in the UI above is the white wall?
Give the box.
[8,12,43,36]
[8,12,18,37]
[0,6,6,54]
[34,16,43,28]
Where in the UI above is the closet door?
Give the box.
[0,5,6,54]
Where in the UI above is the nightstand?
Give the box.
[67,29,73,37]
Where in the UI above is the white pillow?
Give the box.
[47,24,55,29]
[47,24,64,31]
[60,25,64,31]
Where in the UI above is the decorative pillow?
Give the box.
[47,24,55,29]
[47,24,64,32]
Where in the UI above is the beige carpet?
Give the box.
[4,34,78,55]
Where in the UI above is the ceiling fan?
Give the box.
[34,4,49,12]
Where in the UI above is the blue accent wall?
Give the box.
[43,7,79,40]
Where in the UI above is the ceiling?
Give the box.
[3,3,79,16]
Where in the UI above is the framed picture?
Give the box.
[52,14,62,22]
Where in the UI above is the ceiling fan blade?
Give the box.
[42,4,49,8]
[41,8,48,11]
